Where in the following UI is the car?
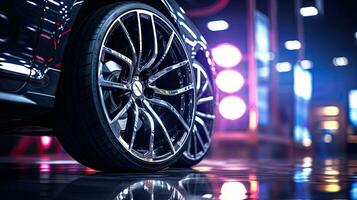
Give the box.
[0,0,215,172]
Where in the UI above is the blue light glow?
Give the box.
[294,167,312,183]
[349,90,357,127]
[294,65,312,146]
[255,11,271,126]
[351,182,357,199]
[258,86,269,125]
[294,65,312,101]
[255,12,270,64]
[294,125,311,146]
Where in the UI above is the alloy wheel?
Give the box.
[183,62,215,161]
[97,9,196,163]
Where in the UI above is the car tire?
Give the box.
[55,2,196,172]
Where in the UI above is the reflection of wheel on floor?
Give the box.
[56,170,213,200]
[178,172,214,199]
[56,2,196,172]
[175,61,216,167]
[114,180,185,200]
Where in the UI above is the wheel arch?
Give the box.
[72,0,178,32]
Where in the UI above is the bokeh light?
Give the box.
[211,43,242,68]
[219,96,247,120]
[40,136,52,149]
[276,62,292,72]
[220,182,247,200]
[207,20,229,31]
[300,6,319,17]
[216,70,244,93]
[333,57,349,67]
[284,40,302,50]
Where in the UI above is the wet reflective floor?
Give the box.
[0,155,356,199]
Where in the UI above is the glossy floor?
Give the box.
[0,155,356,199]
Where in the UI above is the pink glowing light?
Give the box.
[219,96,247,120]
[216,70,244,93]
[212,43,242,68]
[41,136,52,149]
[40,163,51,172]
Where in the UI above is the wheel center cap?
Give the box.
[132,81,143,97]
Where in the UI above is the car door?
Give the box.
[0,0,45,91]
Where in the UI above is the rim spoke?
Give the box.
[102,46,133,67]
[103,60,122,73]
[197,96,214,105]
[141,15,158,71]
[187,134,192,154]
[148,60,189,84]
[193,130,198,158]
[143,100,176,153]
[197,80,209,99]
[118,19,137,64]
[99,76,130,90]
[137,12,143,67]
[195,116,211,140]
[110,97,134,124]
[194,126,205,149]
[108,92,131,114]
[129,103,140,150]
[152,32,175,70]
[196,111,215,120]
[193,63,210,99]
[195,68,201,91]
[148,98,190,131]
[150,84,194,96]
[142,109,155,158]
[194,63,208,80]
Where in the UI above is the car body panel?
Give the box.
[0,0,213,128]
[0,0,45,91]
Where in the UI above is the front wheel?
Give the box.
[56,2,196,172]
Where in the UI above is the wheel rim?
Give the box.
[183,62,215,161]
[97,9,195,163]
[114,180,184,199]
